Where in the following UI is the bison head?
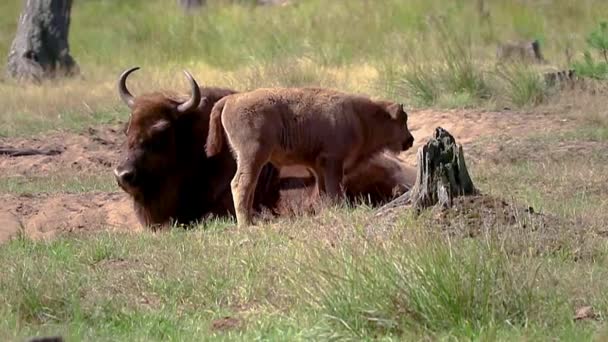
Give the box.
[384,102,415,152]
[114,67,203,198]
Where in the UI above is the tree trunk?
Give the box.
[178,0,204,11]
[376,127,478,213]
[6,0,78,82]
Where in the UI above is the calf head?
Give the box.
[114,67,203,199]
[382,102,415,152]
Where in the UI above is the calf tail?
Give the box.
[205,96,228,157]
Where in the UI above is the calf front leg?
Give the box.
[231,151,269,227]
[231,168,254,227]
[231,165,265,228]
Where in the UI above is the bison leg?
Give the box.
[310,166,326,197]
[321,158,345,201]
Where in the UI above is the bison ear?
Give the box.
[399,103,407,120]
[387,103,404,120]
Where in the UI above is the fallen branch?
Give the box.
[0,147,63,157]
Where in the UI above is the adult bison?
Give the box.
[114,67,415,228]
[114,67,285,228]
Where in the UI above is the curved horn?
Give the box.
[177,70,201,114]
[118,67,140,109]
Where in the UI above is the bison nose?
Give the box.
[402,136,415,151]
[114,167,136,186]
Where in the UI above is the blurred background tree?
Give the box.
[6,0,78,82]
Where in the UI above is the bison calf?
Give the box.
[205,87,414,227]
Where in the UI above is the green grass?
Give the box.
[0,0,608,134]
[1,0,608,340]
[0,216,606,341]
[0,109,125,138]
[0,212,608,340]
[0,174,115,195]
[2,123,608,339]
[1,0,606,70]
[492,63,548,107]
[471,125,608,227]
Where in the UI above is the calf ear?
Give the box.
[387,103,404,120]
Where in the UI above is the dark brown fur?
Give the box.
[116,86,284,227]
[117,86,415,228]
[343,151,416,205]
[277,153,416,214]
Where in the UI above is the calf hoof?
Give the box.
[236,218,254,228]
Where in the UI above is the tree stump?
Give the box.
[6,0,78,82]
[376,127,478,214]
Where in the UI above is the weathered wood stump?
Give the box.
[543,69,577,90]
[377,127,478,213]
[6,0,79,82]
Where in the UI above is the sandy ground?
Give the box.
[0,109,571,243]
[0,126,123,177]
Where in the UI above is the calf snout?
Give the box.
[401,135,414,151]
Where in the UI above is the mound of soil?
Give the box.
[369,193,588,259]
[0,192,139,243]
[433,195,564,237]
[424,194,597,258]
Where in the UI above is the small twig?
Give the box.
[374,191,412,216]
[0,147,63,157]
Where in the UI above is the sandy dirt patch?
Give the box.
[0,125,124,177]
[400,108,572,164]
[0,109,570,243]
[0,192,139,243]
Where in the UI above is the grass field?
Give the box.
[1,0,608,340]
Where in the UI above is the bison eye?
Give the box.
[143,137,165,152]
[142,125,172,152]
